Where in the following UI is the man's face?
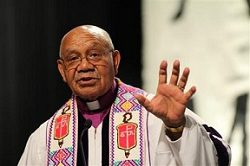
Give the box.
[57,28,120,100]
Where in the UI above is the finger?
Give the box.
[185,86,196,100]
[169,60,180,85]
[177,67,190,91]
[134,94,152,111]
[158,60,168,85]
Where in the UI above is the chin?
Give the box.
[75,89,104,101]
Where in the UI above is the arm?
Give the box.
[146,108,231,166]
[136,60,231,165]
[18,123,47,166]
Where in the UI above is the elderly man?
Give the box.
[18,25,230,166]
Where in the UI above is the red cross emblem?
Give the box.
[54,113,71,147]
[116,122,138,158]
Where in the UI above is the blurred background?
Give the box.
[0,0,249,165]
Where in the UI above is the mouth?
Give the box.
[76,77,99,86]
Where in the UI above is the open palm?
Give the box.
[135,60,196,127]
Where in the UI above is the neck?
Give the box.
[77,80,117,113]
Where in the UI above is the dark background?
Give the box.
[0,1,142,165]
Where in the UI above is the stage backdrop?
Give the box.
[0,0,142,165]
[142,0,249,165]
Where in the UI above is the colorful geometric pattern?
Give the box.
[110,81,145,166]
[113,83,142,113]
[48,148,73,166]
[114,159,141,166]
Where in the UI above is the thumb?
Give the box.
[134,94,152,111]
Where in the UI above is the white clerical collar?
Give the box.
[86,100,101,110]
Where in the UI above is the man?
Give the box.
[18,25,231,166]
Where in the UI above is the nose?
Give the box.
[76,57,95,72]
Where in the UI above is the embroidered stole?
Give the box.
[46,97,77,166]
[46,82,145,166]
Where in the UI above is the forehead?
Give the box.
[61,28,110,50]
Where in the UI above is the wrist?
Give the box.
[164,123,185,141]
[163,116,186,127]
[165,124,185,133]
[164,117,186,133]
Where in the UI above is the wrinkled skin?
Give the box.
[57,25,120,101]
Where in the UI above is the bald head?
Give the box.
[57,25,121,100]
[59,25,114,58]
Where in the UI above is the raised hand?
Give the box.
[135,60,196,127]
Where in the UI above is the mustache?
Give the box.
[75,70,101,81]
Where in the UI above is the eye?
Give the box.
[88,52,102,60]
[66,54,81,62]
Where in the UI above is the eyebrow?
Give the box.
[64,46,108,57]
[64,49,80,57]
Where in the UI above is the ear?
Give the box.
[112,50,121,75]
[57,59,67,82]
